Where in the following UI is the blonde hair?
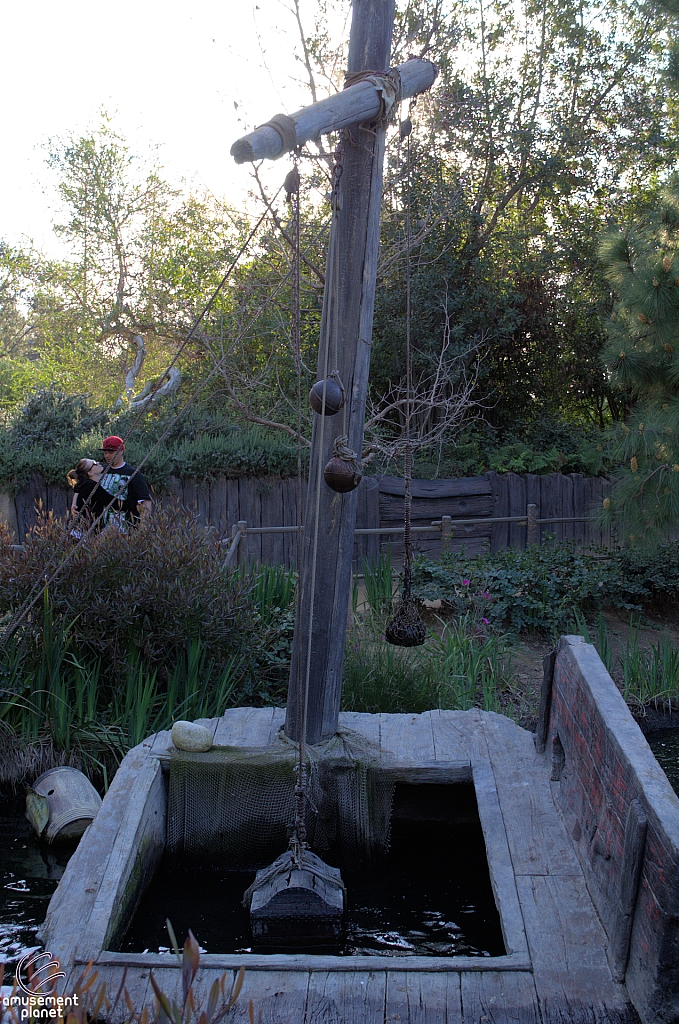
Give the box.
[67,458,96,488]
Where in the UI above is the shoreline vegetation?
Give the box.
[1,531,678,794]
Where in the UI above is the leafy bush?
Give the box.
[0,408,303,492]
[398,419,615,481]
[0,506,295,700]
[412,539,679,634]
[8,388,108,448]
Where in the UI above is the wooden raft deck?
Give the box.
[60,708,639,1023]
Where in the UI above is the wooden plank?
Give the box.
[136,965,240,1021]
[146,728,172,754]
[15,471,46,540]
[461,971,541,1024]
[515,874,633,1023]
[386,971,462,1024]
[238,478,261,566]
[428,709,474,762]
[182,477,198,518]
[571,472,585,546]
[46,482,69,521]
[562,474,575,543]
[0,489,19,539]
[468,722,530,962]
[195,479,210,528]
[378,493,493,522]
[229,970,310,1024]
[378,712,435,760]
[166,475,184,508]
[213,706,277,747]
[261,476,284,566]
[209,476,228,534]
[381,761,472,784]
[354,476,380,569]
[305,970,385,1024]
[102,964,152,1022]
[98,949,532,972]
[507,473,526,550]
[481,714,581,877]
[226,478,240,533]
[540,474,560,549]
[338,710,382,747]
[487,472,509,553]
[283,477,300,569]
[41,746,164,970]
[378,476,491,499]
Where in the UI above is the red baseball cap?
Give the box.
[101,435,125,452]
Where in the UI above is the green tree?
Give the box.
[598,183,679,540]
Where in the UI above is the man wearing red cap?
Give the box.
[99,436,152,525]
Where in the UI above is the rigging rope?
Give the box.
[385,108,426,648]
[289,151,308,861]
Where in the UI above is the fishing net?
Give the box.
[167,729,394,871]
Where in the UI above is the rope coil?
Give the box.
[259,113,298,157]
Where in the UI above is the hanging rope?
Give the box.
[385,110,426,648]
[288,151,309,863]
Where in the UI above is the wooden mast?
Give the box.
[230,0,436,745]
[286,0,395,745]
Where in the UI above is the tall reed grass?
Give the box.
[0,560,297,786]
[342,607,513,716]
[572,610,679,710]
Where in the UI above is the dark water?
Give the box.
[648,729,679,795]
[0,798,76,973]
[121,817,505,958]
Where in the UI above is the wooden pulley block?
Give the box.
[324,457,362,493]
[310,378,345,416]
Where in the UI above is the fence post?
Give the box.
[526,504,539,547]
[236,520,247,569]
[440,515,453,556]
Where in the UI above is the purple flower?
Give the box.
[483,591,491,600]
[462,579,470,586]
[482,617,490,625]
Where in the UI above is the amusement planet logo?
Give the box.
[2,952,78,1020]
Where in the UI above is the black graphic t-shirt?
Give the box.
[74,479,120,523]
[99,464,151,524]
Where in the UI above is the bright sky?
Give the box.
[2,0,348,256]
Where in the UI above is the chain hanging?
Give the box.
[386,108,426,648]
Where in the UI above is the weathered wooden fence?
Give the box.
[2,470,614,566]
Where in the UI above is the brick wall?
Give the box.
[548,636,679,1024]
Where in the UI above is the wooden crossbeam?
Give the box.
[231,59,437,164]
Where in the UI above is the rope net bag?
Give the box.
[385,113,426,649]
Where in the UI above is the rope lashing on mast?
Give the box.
[258,113,299,157]
[385,105,426,649]
[324,434,362,493]
[343,69,402,126]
